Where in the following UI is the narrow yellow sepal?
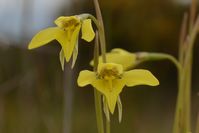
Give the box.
[59,49,65,71]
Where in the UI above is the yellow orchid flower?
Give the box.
[78,63,159,114]
[28,15,95,69]
[90,48,136,70]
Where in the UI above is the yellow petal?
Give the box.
[117,96,122,123]
[90,48,136,70]
[64,25,81,62]
[92,79,125,114]
[81,19,95,42]
[77,70,96,87]
[123,69,159,87]
[103,96,110,122]
[71,43,78,68]
[28,27,67,49]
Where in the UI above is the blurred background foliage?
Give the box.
[0,0,199,133]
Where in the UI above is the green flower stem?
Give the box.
[81,13,106,61]
[173,12,188,133]
[106,119,110,133]
[173,10,199,133]
[134,51,193,133]
[182,15,199,132]
[85,14,107,62]
[93,31,104,133]
[82,13,108,133]
[93,0,107,63]
[135,52,182,72]
[94,90,105,133]
[86,13,108,133]
[93,0,109,132]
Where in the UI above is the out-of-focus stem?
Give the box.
[106,119,110,133]
[93,0,107,63]
[179,13,188,64]
[189,0,197,31]
[94,32,104,133]
[93,0,109,132]
[94,90,105,133]
[183,15,199,132]
[173,12,188,133]
[135,52,181,72]
[63,65,74,133]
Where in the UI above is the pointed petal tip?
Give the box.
[28,42,35,50]
[110,108,114,114]
[28,45,32,50]
[153,78,160,86]
[65,57,70,62]
[71,63,75,69]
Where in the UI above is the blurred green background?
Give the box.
[0,0,199,133]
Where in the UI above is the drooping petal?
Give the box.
[90,48,136,70]
[59,49,65,70]
[91,79,125,114]
[122,69,159,87]
[117,96,122,123]
[71,41,78,68]
[64,25,81,62]
[81,19,95,42]
[77,70,96,87]
[103,96,110,122]
[28,27,67,49]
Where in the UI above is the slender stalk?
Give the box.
[179,13,188,65]
[135,52,181,72]
[93,0,107,62]
[93,32,104,133]
[189,0,197,31]
[173,12,188,133]
[183,15,199,132]
[81,13,106,62]
[63,65,74,133]
[106,119,110,133]
[94,90,105,133]
[93,0,109,132]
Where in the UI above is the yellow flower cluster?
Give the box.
[28,15,159,119]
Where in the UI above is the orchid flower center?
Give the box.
[97,63,123,80]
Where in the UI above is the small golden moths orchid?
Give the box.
[78,63,159,114]
[28,15,95,69]
[90,48,136,70]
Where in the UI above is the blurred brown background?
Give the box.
[0,0,199,133]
